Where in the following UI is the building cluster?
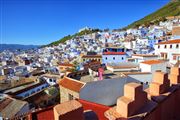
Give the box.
[0,16,180,119]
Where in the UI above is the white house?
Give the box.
[132,54,158,63]
[140,60,166,73]
[155,39,180,64]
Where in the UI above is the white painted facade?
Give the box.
[155,40,180,64]
[140,62,166,73]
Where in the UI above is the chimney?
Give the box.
[149,71,170,96]
[169,67,180,85]
[116,83,148,118]
[53,100,84,120]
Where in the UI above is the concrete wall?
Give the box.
[60,86,80,103]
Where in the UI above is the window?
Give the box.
[98,59,100,62]
[113,57,115,60]
[176,44,179,48]
[122,57,124,60]
[31,91,35,94]
[25,93,29,97]
[105,57,107,60]
[68,94,74,100]
[83,59,85,61]
[49,79,52,82]
[158,45,160,49]
[164,45,167,49]
[173,55,177,60]
[170,45,172,49]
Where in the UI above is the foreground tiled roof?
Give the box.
[30,106,55,120]
[140,60,165,65]
[29,99,110,120]
[156,39,180,45]
[78,99,110,120]
[59,77,85,92]
[103,52,126,55]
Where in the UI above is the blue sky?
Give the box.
[1,0,169,45]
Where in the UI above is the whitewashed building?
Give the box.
[155,39,180,64]
[140,60,166,73]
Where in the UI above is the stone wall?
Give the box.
[60,86,80,103]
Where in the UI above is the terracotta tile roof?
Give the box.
[103,52,126,55]
[59,77,85,92]
[140,60,165,65]
[78,99,110,120]
[82,55,102,58]
[30,106,55,120]
[59,63,74,67]
[29,99,110,120]
[156,39,180,45]
[0,98,13,111]
[132,54,158,57]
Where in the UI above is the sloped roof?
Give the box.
[59,77,85,92]
[0,97,28,119]
[156,39,180,45]
[140,60,165,65]
[132,54,158,57]
[59,63,74,67]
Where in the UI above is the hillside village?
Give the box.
[0,14,180,120]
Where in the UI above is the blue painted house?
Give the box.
[102,47,127,64]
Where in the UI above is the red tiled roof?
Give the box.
[29,99,110,120]
[30,106,54,120]
[0,98,12,111]
[78,99,110,120]
[59,63,74,67]
[103,52,126,55]
[140,60,165,65]
[156,39,180,45]
[82,55,102,58]
[59,77,85,92]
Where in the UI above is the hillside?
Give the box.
[46,0,180,46]
[124,0,180,29]
[46,29,102,47]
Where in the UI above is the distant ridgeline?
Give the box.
[0,44,39,52]
[45,28,102,47]
[123,0,180,29]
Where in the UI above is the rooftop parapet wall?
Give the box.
[169,67,180,85]
[149,71,170,96]
[104,67,180,120]
[117,83,148,117]
[53,100,84,120]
